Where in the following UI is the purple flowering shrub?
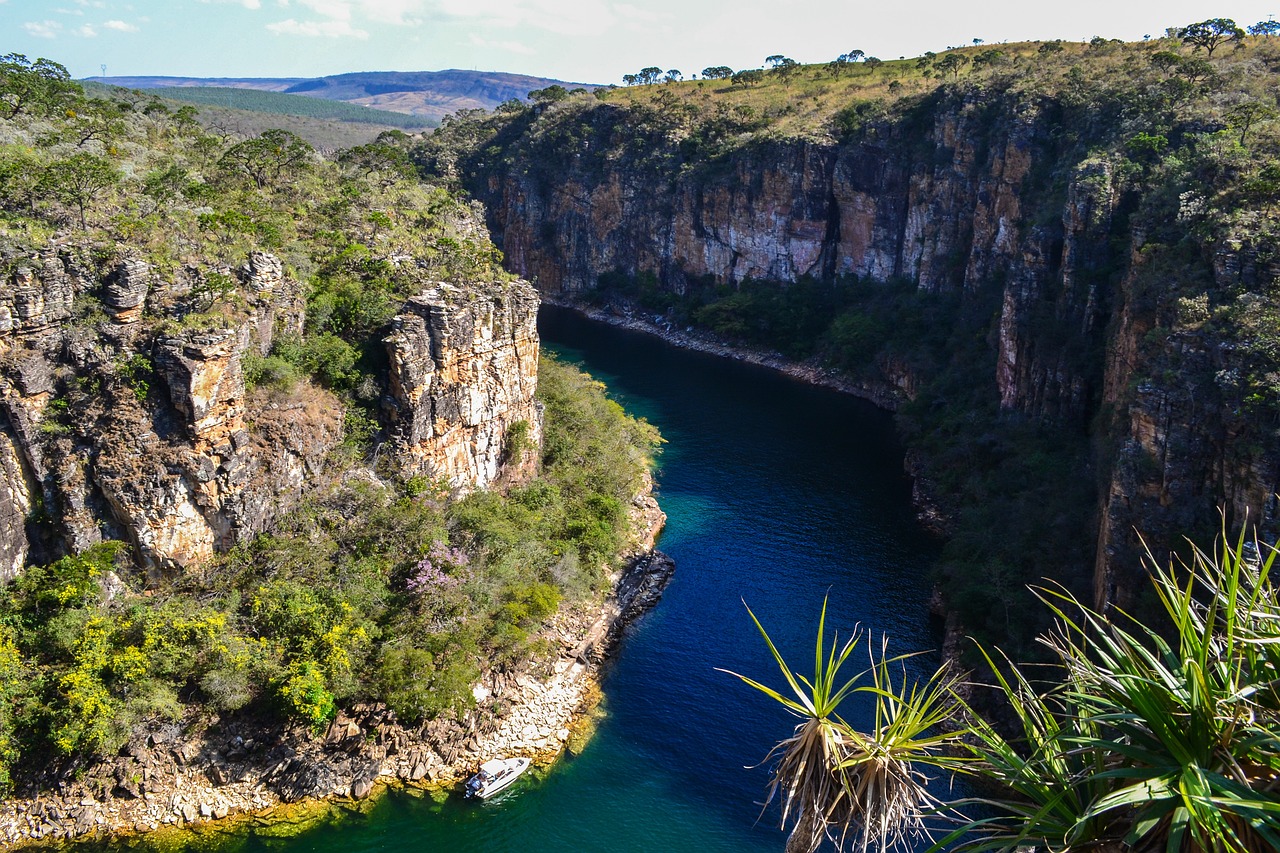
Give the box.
[405,540,470,596]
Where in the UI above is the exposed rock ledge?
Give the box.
[0,482,670,849]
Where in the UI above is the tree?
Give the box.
[39,153,121,229]
[936,53,970,79]
[528,84,569,104]
[337,140,414,187]
[1227,100,1278,145]
[827,56,850,77]
[63,97,128,148]
[1178,18,1245,56]
[774,58,800,80]
[723,598,964,853]
[701,66,734,80]
[0,53,79,120]
[863,57,883,71]
[731,69,766,87]
[1248,19,1280,37]
[0,148,43,215]
[664,69,683,83]
[765,54,789,68]
[844,49,865,63]
[637,66,663,85]
[219,129,314,190]
[140,160,191,213]
[972,49,1007,71]
[622,74,637,86]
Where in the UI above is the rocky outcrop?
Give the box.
[0,240,538,574]
[384,279,542,492]
[477,94,1106,425]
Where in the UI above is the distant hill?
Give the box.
[87,70,601,123]
[146,86,435,130]
[81,81,423,150]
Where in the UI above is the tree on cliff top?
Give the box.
[218,128,314,189]
[1178,18,1245,56]
[39,152,121,230]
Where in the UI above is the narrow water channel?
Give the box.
[104,306,945,853]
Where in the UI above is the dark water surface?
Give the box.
[114,306,945,852]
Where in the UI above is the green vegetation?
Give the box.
[147,86,435,130]
[0,52,661,793]
[0,355,658,787]
[721,599,965,853]
[737,528,1280,852]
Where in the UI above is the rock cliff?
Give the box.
[0,240,541,577]
[445,88,1280,612]
[384,280,542,492]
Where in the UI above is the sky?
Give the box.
[5,0,1280,85]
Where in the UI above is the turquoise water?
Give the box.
[107,306,945,852]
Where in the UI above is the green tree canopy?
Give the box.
[219,128,314,190]
[38,152,121,229]
[0,53,79,120]
[1178,17,1245,55]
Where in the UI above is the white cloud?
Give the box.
[433,0,615,36]
[468,33,535,55]
[614,3,661,23]
[103,19,140,31]
[76,23,97,36]
[23,20,64,38]
[201,0,263,9]
[266,17,369,37]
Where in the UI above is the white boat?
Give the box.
[464,757,531,799]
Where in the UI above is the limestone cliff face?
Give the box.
[462,93,1280,609]
[384,279,542,492]
[0,239,540,576]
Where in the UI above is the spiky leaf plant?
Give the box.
[722,598,967,853]
[947,527,1280,852]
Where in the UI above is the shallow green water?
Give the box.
[103,306,946,852]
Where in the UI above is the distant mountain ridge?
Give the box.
[87,70,600,122]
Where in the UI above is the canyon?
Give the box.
[435,79,1280,617]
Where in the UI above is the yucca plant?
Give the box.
[722,598,968,853]
[947,527,1280,852]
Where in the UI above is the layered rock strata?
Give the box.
[384,279,542,492]
[0,241,539,575]
[467,95,1280,609]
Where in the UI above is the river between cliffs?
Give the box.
[99,306,946,853]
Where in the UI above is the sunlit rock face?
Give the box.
[0,242,540,575]
[385,278,542,493]
[472,96,1280,611]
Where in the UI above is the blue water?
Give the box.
[105,306,945,852]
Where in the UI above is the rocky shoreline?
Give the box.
[0,483,671,850]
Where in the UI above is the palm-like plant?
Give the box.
[948,528,1280,852]
[721,598,967,853]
